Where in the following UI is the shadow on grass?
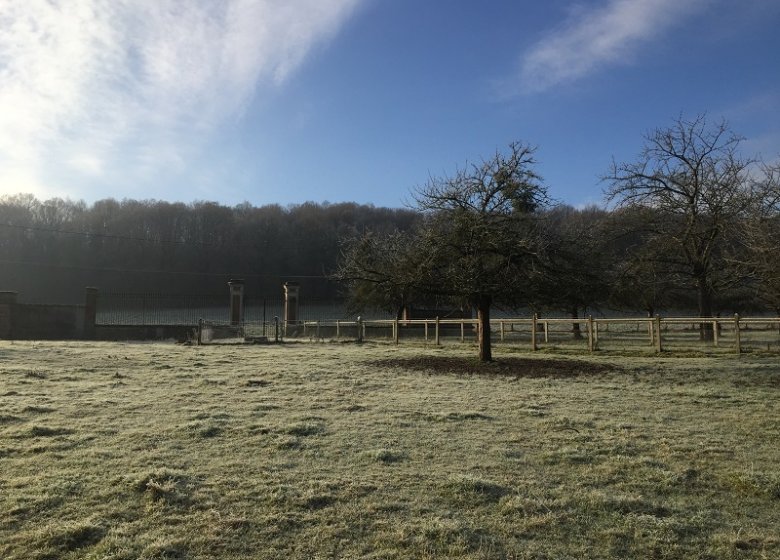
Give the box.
[368,356,616,379]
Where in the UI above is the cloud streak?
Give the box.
[518,0,711,94]
[0,0,361,199]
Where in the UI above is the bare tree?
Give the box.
[337,229,430,319]
[606,206,689,316]
[605,115,756,339]
[339,142,549,361]
[538,205,612,338]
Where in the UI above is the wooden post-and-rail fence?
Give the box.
[296,314,780,354]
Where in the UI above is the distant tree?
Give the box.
[738,162,780,314]
[538,205,612,338]
[605,115,756,340]
[338,229,430,318]
[606,206,687,316]
[339,141,549,361]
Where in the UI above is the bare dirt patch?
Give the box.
[369,355,616,378]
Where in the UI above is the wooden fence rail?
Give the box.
[295,314,780,354]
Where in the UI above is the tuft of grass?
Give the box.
[27,425,75,438]
[246,378,270,387]
[21,405,55,414]
[444,474,510,504]
[139,537,189,559]
[726,470,780,499]
[44,519,106,551]
[133,469,194,507]
[362,448,407,464]
[283,419,326,437]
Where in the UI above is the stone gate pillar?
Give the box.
[84,287,98,339]
[0,291,18,339]
[284,282,300,335]
[228,279,245,325]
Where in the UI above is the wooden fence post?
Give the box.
[587,315,594,352]
[460,321,465,343]
[543,320,549,343]
[734,314,741,355]
[435,317,440,346]
[531,313,538,351]
[357,316,363,343]
[712,319,718,347]
[655,315,662,353]
[500,320,505,342]
[336,320,340,339]
[394,318,399,345]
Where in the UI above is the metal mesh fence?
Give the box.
[96,292,228,325]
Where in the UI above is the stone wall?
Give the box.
[0,290,91,340]
[11,303,86,339]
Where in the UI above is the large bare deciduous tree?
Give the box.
[605,115,756,339]
[339,141,549,361]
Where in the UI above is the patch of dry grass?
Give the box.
[0,340,778,559]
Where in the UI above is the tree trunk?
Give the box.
[476,294,492,362]
[697,276,714,341]
[571,307,583,340]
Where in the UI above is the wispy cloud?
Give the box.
[517,0,711,94]
[0,0,361,200]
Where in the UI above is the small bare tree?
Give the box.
[337,230,430,319]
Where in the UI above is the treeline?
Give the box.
[0,195,418,302]
[3,194,777,316]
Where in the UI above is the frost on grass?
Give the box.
[1,341,778,559]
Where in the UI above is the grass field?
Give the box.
[1,340,778,559]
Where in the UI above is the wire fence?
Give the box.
[95,293,377,326]
[96,292,228,325]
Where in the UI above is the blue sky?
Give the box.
[1,0,779,209]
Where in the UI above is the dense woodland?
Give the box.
[0,195,417,302]
[2,117,779,324]
[0,193,776,315]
